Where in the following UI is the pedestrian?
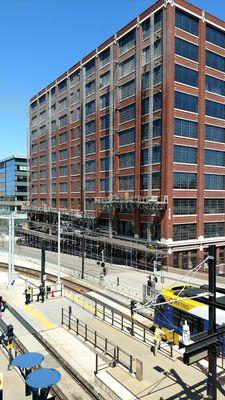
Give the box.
[25,286,31,304]
[37,284,45,303]
[153,325,165,356]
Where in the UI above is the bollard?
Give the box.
[61,308,64,325]
[68,306,72,330]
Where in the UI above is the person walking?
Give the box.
[153,325,165,356]
[37,284,45,303]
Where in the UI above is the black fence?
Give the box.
[61,307,135,374]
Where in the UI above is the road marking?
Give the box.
[24,305,55,330]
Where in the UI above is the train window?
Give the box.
[172,307,204,334]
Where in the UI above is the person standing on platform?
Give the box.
[154,325,165,356]
[25,286,31,304]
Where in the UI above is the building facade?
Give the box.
[29,0,225,271]
[0,155,28,211]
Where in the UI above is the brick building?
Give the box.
[29,0,225,270]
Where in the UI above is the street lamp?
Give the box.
[57,210,61,284]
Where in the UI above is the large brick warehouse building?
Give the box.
[29,0,225,270]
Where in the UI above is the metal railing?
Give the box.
[61,307,135,374]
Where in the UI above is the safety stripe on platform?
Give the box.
[24,305,55,330]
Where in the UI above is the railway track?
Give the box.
[0,261,154,321]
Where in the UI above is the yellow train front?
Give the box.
[153,284,225,347]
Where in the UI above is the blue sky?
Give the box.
[0,0,224,159]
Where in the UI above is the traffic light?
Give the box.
[7,325,14,344]
[130,300,137,317]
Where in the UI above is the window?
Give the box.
[31,157,38,167]
[85,60,95,77]
[31,129,38,140]
[51,87,56,97]
[120,80,135,100]
[154,10,163,32]
[141,171,161,190]
[100,48,110,67]
[100,93,110,109]
[174,145,197,164]
[86,100,95,116]
[204,199,224,214]
[60,198,67,208]
[174,172,197,189]
[141,119,162,140]
[52,152,56,162]
[101,114,110,130]
[59,114,67,127]
[206,25,225,48]
[175,10,198,36]
[100,178,109,192]
[58,79,67,93]
[39,94,46,105]
[31,116,37,127]
[205,75,225,96]
[51,120,56,131]
[142,46,150,66]
[59,132,67,144]
[99,71,110,88]
[86,80,95,96]
[205,99,225,119]
[100,157,110,171]
[119,175,134,190]
[86,140,96,154]
[175,91,198,113]
[120,104,135,123]
[205,174,225,190]
[32,171,38,180]
[51,136,56,147]
[204,222,224,238]
[70,92,75,105]
[59,97,67,111]
[175,64,198,87]
[40,125,46,136]
[174,118,197,138]
[59,165,68,176]
[69,72,75,88]
[142,66,163,90]
[206,50,225,72]
[154,38,162,59]
[100,136,109,150]
[51,183,56,193]
[205,125,225,143]
[70,110,75,123]
[59,182,67,193]
[175,37,198,61]
[40,155,46,165]
[119,56,135,77]
[40,140,46,151]
[154,65,163,85]
[86,159,96,173]
[51,103,56,115]
[119,30,135,54]
[205,149,225,166]
[119,127,135,146]
[141,146,161,165]
[86,179,96,192]
[39,110,46,122]
[40,184,46,194]
[86,198,95,210]
[86,120,96,135]
[174,199,196,215]
[31,101,37,110]
[119,152,134,169]
[32,144,37,153]
[142,19,150,39]
[173,224,196,241]
[52,167,56,178]
[142,93,162,115]
[59,149,67,160]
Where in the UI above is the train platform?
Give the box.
[1,271,224,399]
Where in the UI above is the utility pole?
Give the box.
[41,247,46,287]
[57,210,61,284]
[81,233,85,279]
[207,245,217,400]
